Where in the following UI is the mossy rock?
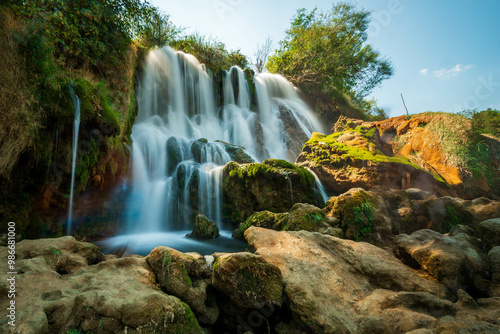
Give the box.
[222,160,321,224]
[325,188,376,241]
[233,203,329,239]
[190,138,208,162]
[189,214,219,240]
[212,252,283,309]
[167,136,184,175]
[285,203,328,231]
[233,210,289,240]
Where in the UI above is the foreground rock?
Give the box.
[5,227,500,333]
[297,113,500,199]
[223,159,322,222]
[0,237,203,333]
[245,227,500,333]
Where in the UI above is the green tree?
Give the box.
[267,2,393,118]
[12,0,176,71]
[460,108,500,138]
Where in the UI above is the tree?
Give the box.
[253,36,273,73]
[267,3,393,113]
[460,108,500,138]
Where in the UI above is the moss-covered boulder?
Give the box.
[146,247,219,325]
[297,113,500,200]
[324,188,380,243]
[233,203,331,240]
[212,252,283,309]
[222,159,321,224]
[189,214,219,240]
[233,211,289,239]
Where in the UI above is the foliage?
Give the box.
[0,9,40,178]
[12,0,175,72]
[172,32,248,73]
[267,3,393,119]
[460,108,500,138]
[426,113,490,178]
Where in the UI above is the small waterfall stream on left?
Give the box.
[67,85,81,235]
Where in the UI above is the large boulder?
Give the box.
[324,188,394,247]
[146,246,219,325]
[244,227,448,333]
[394,229,491,297]
[212,252,283,309]
[222,159,321,223]
[0,237,203,333]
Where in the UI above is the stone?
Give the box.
[477,218,500,251]
[0,238,203,333]
[489,246,500,297]
[146,246,218,325]
[189,214,219,240]
[233,203,330,240]
[244,227,446,333]
[222,159,320,223]
[296,113,500,199]
[212,252,283,309]
[394,229,490,297]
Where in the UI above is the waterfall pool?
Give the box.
[97,230,248,257]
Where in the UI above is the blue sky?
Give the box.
[151,0,500,117]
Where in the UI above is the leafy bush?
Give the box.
[460,108,500,138]
[172,32,248,73]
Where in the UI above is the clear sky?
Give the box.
[151,0,500,117]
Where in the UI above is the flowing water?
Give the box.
[67,85,81,235]
[105,46,323,254]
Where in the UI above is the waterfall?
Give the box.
[67,85,81,235]
[306,167,331,205]
[124,46,323,234]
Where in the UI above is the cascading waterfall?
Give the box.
[306,167,331,205]
[67,85,81,235]
[123,46,323,238]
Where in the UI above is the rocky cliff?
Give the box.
[297,113,500,200]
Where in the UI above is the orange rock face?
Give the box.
[298,113,499,199]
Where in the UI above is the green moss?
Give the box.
[235,257,283,305]
[443,206,460,233]
[305,131,446,183]
[234,211,290,239]
[263,159,315,187]
[332,191,375,241]
[99,97,120,135]
[73,78,97,119]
